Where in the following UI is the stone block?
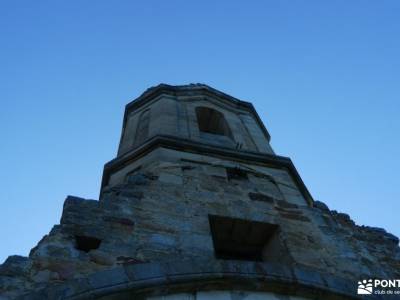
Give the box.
[87,267,129,290]
[248,192,274,204]
[292,265,325,288]
[89,250,115,266]
[150,234,177,248]
[124,262,165,281]
[159,173,183,185]
[204,165,227,178]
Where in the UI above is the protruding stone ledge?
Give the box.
[101,134,314,206]
[18,259,373,300]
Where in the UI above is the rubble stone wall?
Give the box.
[1,147,399,299]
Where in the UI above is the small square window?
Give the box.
[208,215,278,261]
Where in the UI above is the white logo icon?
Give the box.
[358,279,373,294]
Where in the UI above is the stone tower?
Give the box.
[1,84,399,299]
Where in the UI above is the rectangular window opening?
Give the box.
[208,215,278,262]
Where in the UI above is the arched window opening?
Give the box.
[134,109,150,145]
[195,107,233,139]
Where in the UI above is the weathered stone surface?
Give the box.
[1,84,398,299]
[158,172,183,185]
[0,256,30,277]
[89,250,115,266]
[3,157,397,298]
[313,200,330,211]
[248,192,274,204]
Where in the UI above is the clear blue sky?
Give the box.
[1,1,399,263]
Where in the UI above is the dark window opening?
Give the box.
[226,167,248,181]
[75,235,102,252]
[134,109,150,145]
[209,215,278,261]
[195,107,233,139]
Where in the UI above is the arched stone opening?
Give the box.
[195,107,233,140]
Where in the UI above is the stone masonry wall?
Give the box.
[118,93,274,157]
[1,151,399,299]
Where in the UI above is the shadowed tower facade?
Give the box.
[1,84,399,300]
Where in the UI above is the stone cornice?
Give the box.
[101,135,314,206]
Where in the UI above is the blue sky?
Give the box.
[0,1,399,262]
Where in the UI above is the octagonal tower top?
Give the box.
[117,83,274,156]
